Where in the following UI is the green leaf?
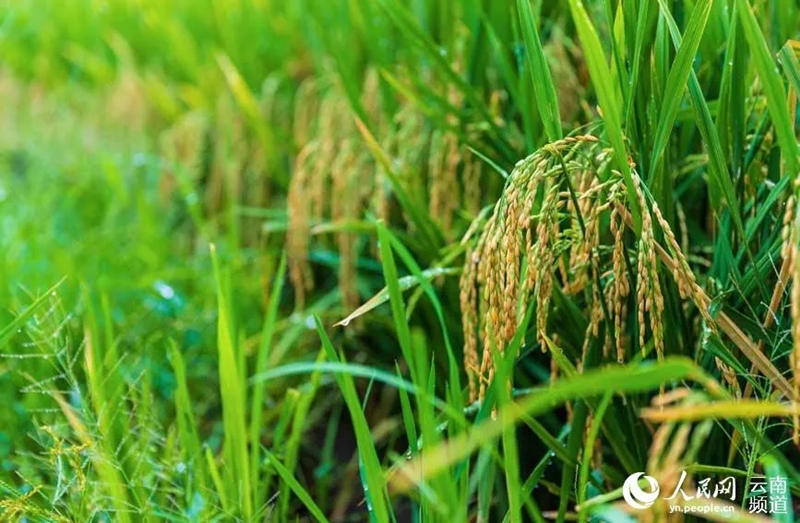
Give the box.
[375,221,418,382]
[265,450,330,523]
[736,0,799,177]
[251,253,287,507]
[517,0,562,141]
[334,267,459,328]
[168,340,207,496]
[762,454,794,523]
[0,277,65,350]
[656,0,746,244]
[577,392,612,521]
[649,0,714,176]
[210,244,252,518]
[314,316,392,522]
[780,42,800,95]
[389,357,699,492]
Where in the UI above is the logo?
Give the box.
[622,472,660,509]
[617,471,782,515]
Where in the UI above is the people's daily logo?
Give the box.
[622,473,660,509]
[620,471,789,515]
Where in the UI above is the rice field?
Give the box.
[1,0,800,520]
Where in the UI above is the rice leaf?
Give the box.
[516,0,562,141]
[736,0,799,177]
[388,357,699,492]
[649,0,713,177]
[657,0,745,242]
[265,449,330,523]
[210,244,252,518]
[314,316,392,522]
[250,253,287,506]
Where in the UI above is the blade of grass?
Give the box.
[278,349,326,520]
[251,360,464,426]
[168,340,207,499]
[780,42,800,94]
[375,220,460,516]
[736,0,799,177]
[205,447,229,513]
[649,0,713,179]
[396,363,419,454]
[0,277,65,349]
[314,316,392,522]
[558,400,587,523]
[388,357,701,492]
[493,343,522,523]
[210,244,252,518]
[761,454,793,523]
[516,0,562,141]
[381,225,464,421]
[375,222,417,382]
[656,0,747,253]
[334,267,459,327]
[250,253,287,507]
[577,391,612,523]
[265,449,330,523]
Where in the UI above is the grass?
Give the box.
[1,0,800,520]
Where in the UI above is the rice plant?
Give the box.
[2,0,800,520]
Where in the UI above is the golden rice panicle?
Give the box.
[292,78,320,147]
[715,357,741,398]
[427,130,460,235]
[564,163,600,296]
[478,220,504,399]
[609,202,630,363]
[460,246,481,402]
[460,135,607,400]
[362,68,383,126]
[160,111,208,179]
[286,143,317,309]
[650,190,713,328]
[392,106,427,174]
[633,175,664,359]
[330,139,361,311]
[786,192,800,444]
[211,93,248,215]
[578,182,608,361]
[469,157,536,399]
[287,88,368,311]
[532,178,559,349]
[286,96,334,309]
[159,111,212,214]
[310,94,345,219]
[106,69,148,133]
[580,283,603,369]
